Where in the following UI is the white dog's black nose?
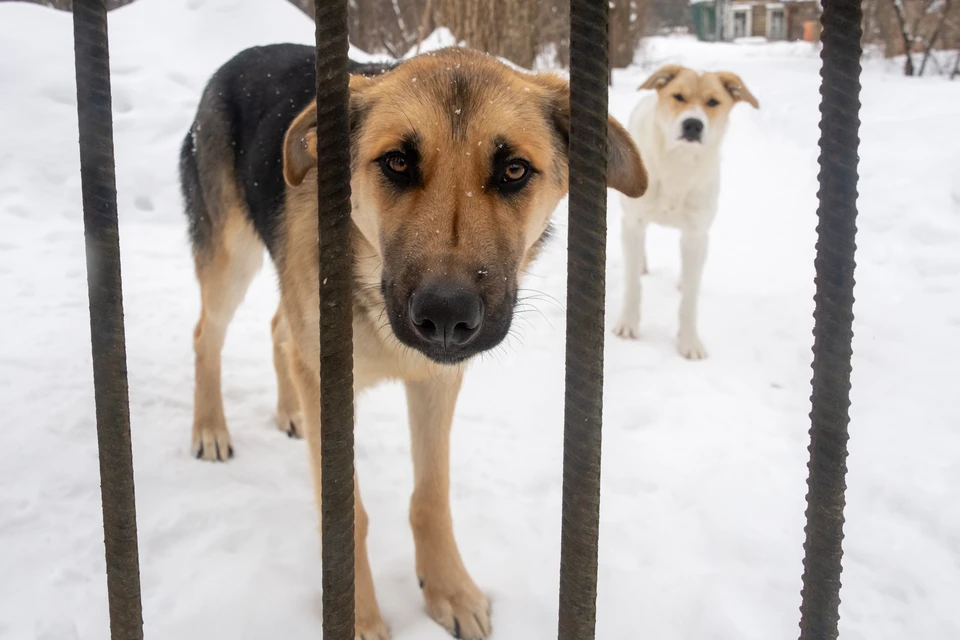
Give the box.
[682,118,704,142]
[409,283,484,347]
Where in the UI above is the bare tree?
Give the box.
[918,0,952,74]
[610,0,649,69]
[889,0,917,74]
[286,0,315,19]
[0,0,138,9]
[875,0,958,75]
[432,0,538,68]
[287,0,647,71]
[415,0,434,54]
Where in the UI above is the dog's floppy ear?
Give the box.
[282,74,375,187]
[536,73,648,198]
[638,64,684,91]
[716,71,759,109]
[283,102,318,187]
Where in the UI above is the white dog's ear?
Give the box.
[716,71,759,109]
[638,64,684,91]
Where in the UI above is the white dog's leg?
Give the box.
[614,214,647,340]
[678,230,708,359]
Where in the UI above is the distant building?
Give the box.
[690,0,821,42]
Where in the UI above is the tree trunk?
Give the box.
[890,0,916,75]
[917,0,951,75]
[435,0,537,68]
[286,0,315,19]
[609,0,648,69]
[0,0,139,10]
[415,0,434,54]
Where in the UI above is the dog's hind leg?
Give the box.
[190,213,264,461]
[271,305,304,438]
[614,214,648,340]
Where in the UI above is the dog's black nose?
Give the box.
[682,118,704,142]
[409,283,483,347]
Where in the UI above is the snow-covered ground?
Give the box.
[2,0,959,638]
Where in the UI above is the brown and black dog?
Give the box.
[179,43,647,639]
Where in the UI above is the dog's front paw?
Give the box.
[613,319,640,340]
[191,420,233,461]
[677,332,707,360]
[276,409,304,439]
[421,576,491,639]
[355,615,390,640]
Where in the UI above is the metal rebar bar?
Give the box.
[72,1,144,638]
[557,0,611,637]
[314,0,357,638]
[799,0,862,637]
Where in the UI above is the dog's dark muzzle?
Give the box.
[383,276,515,365]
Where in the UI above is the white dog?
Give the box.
[613,64,758,359]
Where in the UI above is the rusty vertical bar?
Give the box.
[72,1,144,638]
[798,0,862,637]
[314,0,356,638]
[557,0,610,638]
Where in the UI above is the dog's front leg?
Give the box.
[614,217,648,340]
[405,374,491,640]
[678,230,709,359]
[289,350,389,640]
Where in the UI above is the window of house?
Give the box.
[733,9,749,38]
[768,7,786,39]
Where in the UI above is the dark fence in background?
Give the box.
[70,0,860,637]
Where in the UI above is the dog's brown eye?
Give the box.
[378,148,419,189]
[491,149,533,195]
[673,93,686,103]
[706,98,720,107]
[385,153,408,174]
[503,161,528,183]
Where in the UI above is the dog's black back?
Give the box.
[179,44,395,259]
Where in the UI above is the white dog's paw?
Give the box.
[677,333,707,360]
[613,319,640,340]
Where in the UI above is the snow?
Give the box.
[2,2,960,639]
[404,27,461,58]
